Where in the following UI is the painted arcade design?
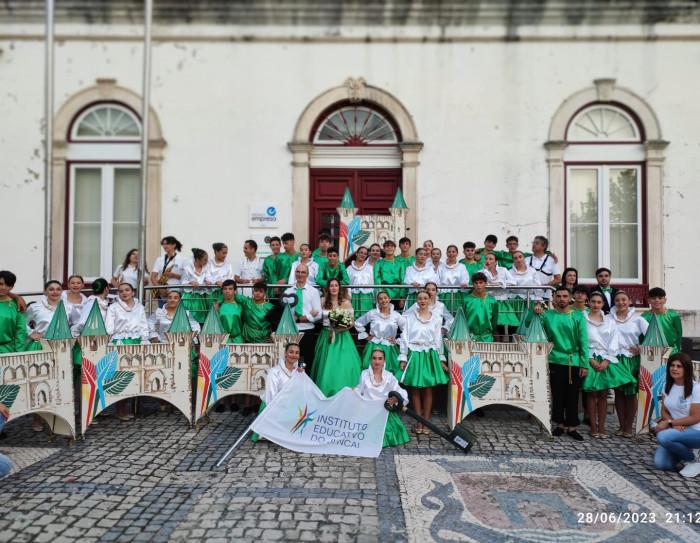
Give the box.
[0,301,303,438]
[445,307,674,436]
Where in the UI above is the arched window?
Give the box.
[565,104,644,283]
[71,104,141,141]
[567,105,640,142]
[313,106,398,145]
[67,102,142,280]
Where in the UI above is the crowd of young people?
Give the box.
[0,231,697,474]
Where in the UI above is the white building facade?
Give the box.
[0,1,698,333]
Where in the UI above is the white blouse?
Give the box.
[152,253,187,286]
[404,300,454,332]
[181,262,208,292]
[398,311,445,361]
[288,259,319,286]
[404,264,439,292]
[611,306,649,357]
[71,295,109,337]
[354,307,403,345]
[25,296,58,336]
[586,313,620,364]
[61,290,89,327]
[105,299,150,342]
[438,263,469,292]
[264,359,301,405]
[148,306,201,342]
[113,264,139,288]
[480,266,513,300]
[356,368,409,406]
[507,266,542,300]
[347,262,374,294]
[206,259,234,285]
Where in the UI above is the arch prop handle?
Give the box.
[385,391,476,453]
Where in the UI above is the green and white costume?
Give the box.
[612,306,649,396]
[25,296,59,351]
[438,262,469,314]
[462,294,499,342]
[347,261,375,317]
[398,310,449,388]
[354,306,403,378]
[235,294,274,343]
[0,298,26,353]
[373,257,406,300]
[311,308,362,396]
[104,298,150,343]
[641,310,683,355]
[180,262,209,324]
[276,252,300,289]
[356,368,410,448]
[218,300,244,344]
[402,264,439,311]
[582,313,634,392]
[316,262,350,287]
[480,266,517,327]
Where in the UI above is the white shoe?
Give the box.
[679,461,700,478]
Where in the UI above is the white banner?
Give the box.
[250,373,389,458]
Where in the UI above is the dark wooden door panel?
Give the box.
[310,168,402,247]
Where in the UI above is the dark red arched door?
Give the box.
[309,168,402,247]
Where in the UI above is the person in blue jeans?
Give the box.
[0,403,13,477]
[653,353,700,478]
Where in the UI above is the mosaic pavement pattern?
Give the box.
[396,455,699,542]
[0,404,697,541]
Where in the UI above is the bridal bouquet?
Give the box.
[328,307,353,342]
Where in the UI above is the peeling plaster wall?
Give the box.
[0,30,699,332]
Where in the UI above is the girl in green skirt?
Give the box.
[311,278,361,396]
[437,245,469,314]
[181,248,210,324]
[398,290,449,434]
[611,290,649,437]
[356,348,410,448]
[582,292,634,438]
[346,246,375,318]
[507,251,541,333]
[354,291,403,378]
[403,248,439,313]
[481,253,517,336]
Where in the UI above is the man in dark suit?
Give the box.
[589,267,618,314]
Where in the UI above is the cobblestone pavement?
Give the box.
[0,404,698,542]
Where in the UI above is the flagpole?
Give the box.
[137,0,153,303]
[43,0,55,284]
[215,425,254,468]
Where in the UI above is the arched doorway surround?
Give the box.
[545,78,667,289]
[52,78,166,280]
[289,78,422,244]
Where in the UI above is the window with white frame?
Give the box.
[567,165,642,282]
[565,104,644,283]
[68,103,142,280]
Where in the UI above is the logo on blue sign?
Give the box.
[266,207,277,217]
